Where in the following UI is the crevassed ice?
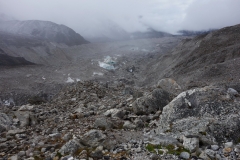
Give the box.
[98,56,116,70]
[98,61,115,70]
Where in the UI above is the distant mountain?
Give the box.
[131,28,172,39]
[0,20,89,46]
[177,29,216,36]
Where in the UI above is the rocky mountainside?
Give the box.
[0,20,89,46]
[0,45,34,66]
[141,24,240,89]
[0,54,34,66]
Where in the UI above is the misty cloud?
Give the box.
[0,0,239,37]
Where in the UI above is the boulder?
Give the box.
[59,139,84,155]
[0,113,12,132]
[179,152,190,159]
[123,121,136,129]
[103,109,125,119]
[14,111,29,127]
[80,130,106,148]
[132,88,173,115]
[157,78,182,95]
[154,86,240,143]
[183,136,199,152]
[94,117,113,129]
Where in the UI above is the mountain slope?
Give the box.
[0,54,34,66]
[0,48,34,66]
[0,20,89,46]
[142,24,240,89]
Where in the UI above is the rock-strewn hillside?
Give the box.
[142,24,240,89]
[0,20,89,46]
[1,80,240,159]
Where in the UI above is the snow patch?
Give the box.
[66,77,74,83]
[93,72,104,76]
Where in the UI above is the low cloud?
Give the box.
[0,0,239,36]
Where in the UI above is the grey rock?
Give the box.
[211,145,219,151]
[49,133,61,140]
[59,139,84,155]
[7,129,25,136]
[183,136,199,152]
[179,152,190,159]
[147,134,179,146]
[14,111,37,127]
[153,86,240,143]
[150,154,160,160]
[94,117,113,129]
[18,104,34,111]
[18,151,26,156]
[134,119,144,128]
[234,145,240,153]
[80,130,106,147]
[14,111,30,127]
[90,149,103,159]
[132,88,173,115]
[62,133,72,142]
[0,113,12,132]
[227,88,239,96]
[205,149,215,159]
[103,109,125,119]
[199,151,211,160]
[157,78,182,95]
[123,121,136,129]
[102,137,117,150]
[10,155,18,160]
[41,148,46,153]
[224,142,233,148]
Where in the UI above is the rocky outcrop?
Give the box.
[132,88,173,115]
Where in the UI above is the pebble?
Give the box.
[180,152,190,159]
[211,144,219,151]
[225,142,233,148]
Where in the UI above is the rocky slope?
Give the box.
[0,20,89,46]
[140,24,240,89]
[1,80,240,160]
[0,23,240,159]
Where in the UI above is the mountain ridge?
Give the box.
[0,20,89,46]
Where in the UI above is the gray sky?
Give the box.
[0,0,240,36]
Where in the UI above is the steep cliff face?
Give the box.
[0,20,89,46]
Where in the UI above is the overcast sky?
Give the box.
[0,0,240,36]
